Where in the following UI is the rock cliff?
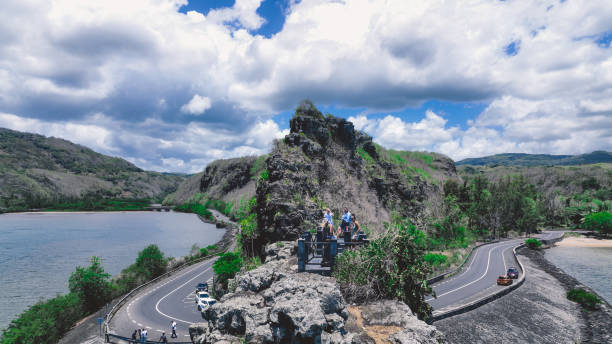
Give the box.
[254,102,456,252]
[189,243,445,344]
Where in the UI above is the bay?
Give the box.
[0,211,225,330]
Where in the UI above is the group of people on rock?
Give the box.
[320,207,364,241]
[130,321,177,343]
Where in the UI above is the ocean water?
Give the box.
[0,211,225,330]
[546,246,612,304]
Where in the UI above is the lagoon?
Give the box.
[0,211,225,330]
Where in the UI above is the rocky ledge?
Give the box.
[189,242,445,343]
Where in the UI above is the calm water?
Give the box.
[0,212,225,330]
[546,246,612,304]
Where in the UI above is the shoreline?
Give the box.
[556,235,612,248]
[2,210,154,215]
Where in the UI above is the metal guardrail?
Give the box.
[426,239,500,285]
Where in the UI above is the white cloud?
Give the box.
[180,94,212,115]
[0,0,610,170]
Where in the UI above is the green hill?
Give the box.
[0,127,184,211]
[456,151,612,166]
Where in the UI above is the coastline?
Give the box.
[2,210,153,215]
[556,235,612,248]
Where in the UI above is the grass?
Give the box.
[357,147,376,165]
[567,288,602,310]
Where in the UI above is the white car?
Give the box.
[195,291,211,304]
[197,298,217,312]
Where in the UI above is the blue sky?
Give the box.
[0,0,610,173]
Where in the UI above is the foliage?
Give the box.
[243,256,263,272]
[566,288,602,310]
[525,238,542,249]
[135,244,167,279]
[333,220,433,320]
[259,169,269,181]
[199,245,219,257]
[173,201,214,220]
[583,211,612,235]
[68,256,113,313]
[356,147,376,165]
[0,293,83,344]
[250,155,268,179]
[423,253,447,266]
[213,252,243,288]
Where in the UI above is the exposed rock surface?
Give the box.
[254,103,456,252]
[190,246,445,344]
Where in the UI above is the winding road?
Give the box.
[108,231,564,339]
[426,231,565,314]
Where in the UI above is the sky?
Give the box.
[0,0,611,173]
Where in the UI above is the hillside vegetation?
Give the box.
[456,151,612,166]
[0,128,184,211]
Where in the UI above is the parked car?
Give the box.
[195,282,208,293]
[197,298,217,312]
[507,267,519,279]
[497,275,513,286]
[195,291,211,304]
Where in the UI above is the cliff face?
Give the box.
[254,103,457,251]
[165,156,266,206]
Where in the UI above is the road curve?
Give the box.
[426,231,565,313]
[109,257,217,340]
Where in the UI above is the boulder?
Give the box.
[205,293,273,342]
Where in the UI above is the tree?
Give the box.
[213,252,243,288]
[584,211,612,235]
[135,244,167,279]
[68,256,112,313]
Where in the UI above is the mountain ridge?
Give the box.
[456,151,612,166]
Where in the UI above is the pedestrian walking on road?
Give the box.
[141,328,147,343]
[171,321,177,338]
[131,329,138,342]
[159,332,168,343]
[137,329,141,342]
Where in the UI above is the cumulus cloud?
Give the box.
[0,0,610,170]
[180,94,212,115]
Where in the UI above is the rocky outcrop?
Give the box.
[189,245,445,344]
[254,102,456,252]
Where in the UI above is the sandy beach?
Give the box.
[556,236,612,248]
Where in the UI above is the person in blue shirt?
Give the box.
[340,207,351,232]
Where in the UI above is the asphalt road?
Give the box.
[426,231,565,313]
[109,257,216,341]
[109,230,565,339]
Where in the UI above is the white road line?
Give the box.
[154,265,213,325]
[426,243,515,301]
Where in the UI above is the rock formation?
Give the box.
[189,241,446,344]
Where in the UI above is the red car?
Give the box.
[497,275,513,286]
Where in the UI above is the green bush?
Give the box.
[424,253,447,266]
[567,288,602,309]
[259,169,269,180]
[525,238,542,249]
[213,252,243,288]
[584,211,612,235]
[173,202,214,220]
[135,244,167,279]
[333,220,433,320]
[1,293,83,344]
[68,256,113,313]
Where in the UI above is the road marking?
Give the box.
[426,243,515,301]
[154,264,213,325]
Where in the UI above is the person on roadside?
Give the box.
[171,321,177,338]
[140,328,147,343]
[137,329,142,343]
[159,332,168,343]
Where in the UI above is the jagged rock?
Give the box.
[360,301,446,344]
[234,264,287,293]
[205,293,273,342]
[264,241,295,263]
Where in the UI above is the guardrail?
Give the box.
[429,243,527,323]
[426,239,500,285]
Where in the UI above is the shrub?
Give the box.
[584,211,612,235]
[424,253,447,266]
[567,288,602,309]
[173,202,214,220]
[525,238,542,249]
[68,256,113,313]
[1,293,83,344]
[259,169,269,180]
[333,220,433,320]
[213,252,243,288]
